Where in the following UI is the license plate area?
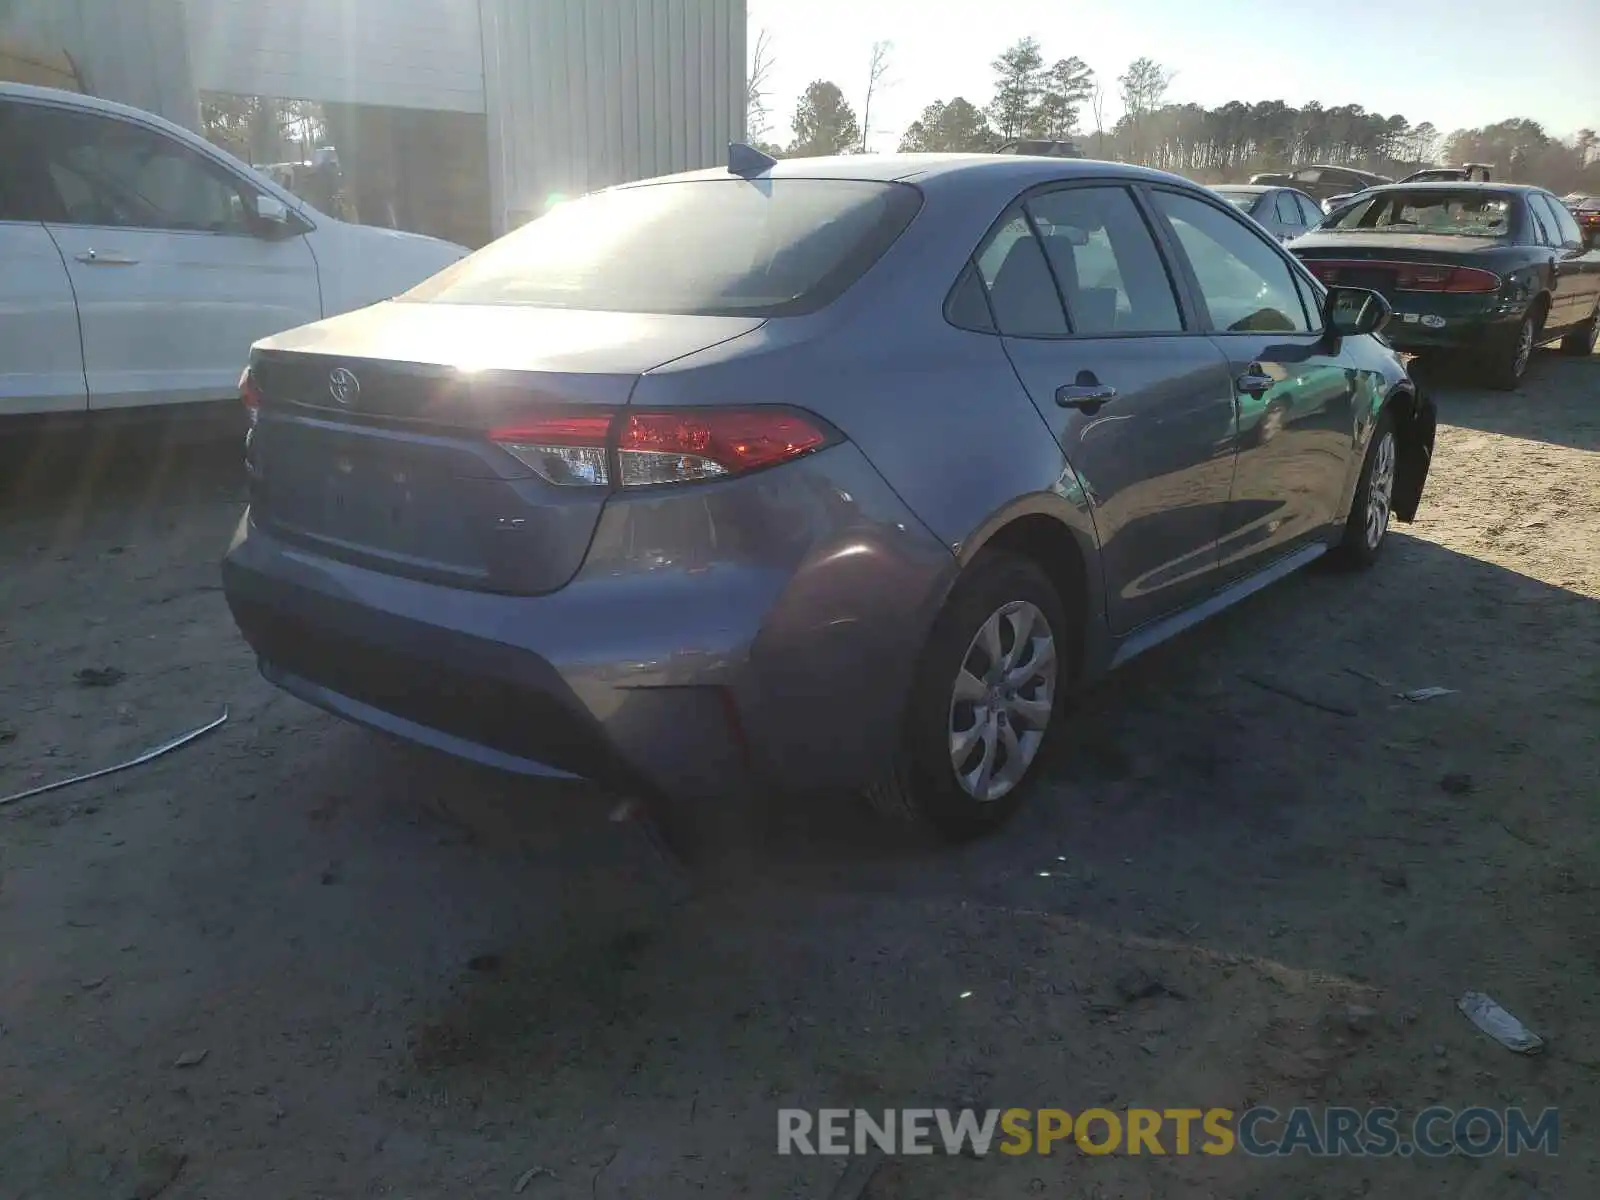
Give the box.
[266,440,467,567]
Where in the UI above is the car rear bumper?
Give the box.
[1380,301,1522,353]
[222,443,957,803]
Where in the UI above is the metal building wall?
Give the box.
[186,0,486,113]
[480,0,746,234]
[0,0,198,128]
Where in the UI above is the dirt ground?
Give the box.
[2,350,1597,1200]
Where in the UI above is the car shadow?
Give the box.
[744,530,1600,968]
[1410,349,1599,452]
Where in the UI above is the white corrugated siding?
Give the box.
[1,0,198,127]
[480,0,745,233]
[186,0,486,113]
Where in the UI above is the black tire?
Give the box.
[865,551,1069,841]
[1485,307,1541,390]
[1561,304,1600,356]
[1332,409,1397,570]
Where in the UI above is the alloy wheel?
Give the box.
[948,601,1057,803]
[1512,316,1535,380]
[1366,430,1396,550]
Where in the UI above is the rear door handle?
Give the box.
[1055,382,1118,412]
[1236,369,1275,397]
[75,250,140,266]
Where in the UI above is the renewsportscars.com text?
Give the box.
[778,1106,1559,1158]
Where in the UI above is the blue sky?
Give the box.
[747,0,1598,150]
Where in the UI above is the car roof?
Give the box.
[1214,184,1273,193]
[1356,181,1540,197]
[622,153,1195,191]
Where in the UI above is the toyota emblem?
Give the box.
[328,367,360,407]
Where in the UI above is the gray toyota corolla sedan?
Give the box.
[223,150,1436,842]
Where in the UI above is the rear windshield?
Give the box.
[1213,190,1257,212]
[1321,190,1513,237]
[399,178,922,316]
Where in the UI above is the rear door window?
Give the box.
[1532,193,1581,247]
[1024,186,1184,334]
[1527,195,1557,246]
[1295,194,1324,227]
[974,212,1068,337]
[1274,192,1303,230]
[403,178,923,317]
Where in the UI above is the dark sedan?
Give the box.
[1249,165,1392,204]
[1292,183,1600,387]
[1211,185,1325,242]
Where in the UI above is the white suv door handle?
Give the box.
[75,250,140,266]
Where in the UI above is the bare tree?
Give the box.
[1089,80,1106,158]
[747,28,776,140]
[859,40,894,153]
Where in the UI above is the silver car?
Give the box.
[1211,185,1324,242]
[223,152,1436,842]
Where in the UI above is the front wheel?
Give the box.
[1332,411,1397,569]
[865,552,1068,841]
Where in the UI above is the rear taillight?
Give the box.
[489,412,613,486]
[1301,259,1501,294]
[487,407,832,488]
[1398,265,1501,294]
[239,366,263,426]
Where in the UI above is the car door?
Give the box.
[12,100,322,410]
[976,185,1239,634]
[1542,196,1600,325]
[1147,186,1360,582]
[0,100,87,415]
[1529,192,1591,333]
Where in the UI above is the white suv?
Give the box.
[0,83,468,419]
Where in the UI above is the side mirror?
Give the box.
[1325,285,1391,338]
[253,194,294,236]
[256,194,290,224]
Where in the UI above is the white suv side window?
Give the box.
[22,106,255,235]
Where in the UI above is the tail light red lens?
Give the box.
[487,407,832,489]
[1301,259,1501,294]
[1399,265,1501,293]
[238,366,263,425]
[618,410,829,486]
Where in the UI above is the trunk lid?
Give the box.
[247,302,764,594]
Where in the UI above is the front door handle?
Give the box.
[1056,372,1117,412]
[1236,369,1275,397]
[75,250,140,266]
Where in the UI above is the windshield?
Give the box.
[400,178,923,315]
[1212,190,1258,212]
[1321,190,1513,237]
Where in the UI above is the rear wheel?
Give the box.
[866,552,1067,841]
[1561,304,1600,356]
[1486,308,1541,390]
[1332,410,1397,569]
